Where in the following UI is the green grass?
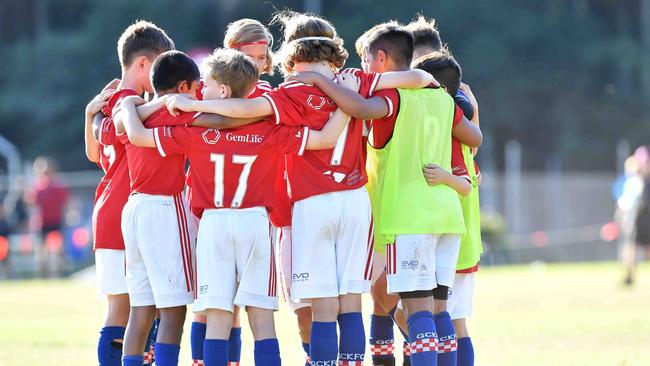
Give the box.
[1,262,649,365]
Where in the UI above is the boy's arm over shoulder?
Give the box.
[375,69,436,91]
[451,104,482,148]
[287,71,389,120]
[191,113,264,129]
[166,94,273,119]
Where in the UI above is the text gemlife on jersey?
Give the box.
[225,132,264,144]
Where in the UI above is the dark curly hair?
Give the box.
[271,11,348,76]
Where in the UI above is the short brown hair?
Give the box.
[355,21,401,59]
[413,50,461,96]
[404,15,443,52]
[271,11,348,76]
[202,48,259,98]
[117,20,175,68]
[364,22,414,68]
[224,18,275,76]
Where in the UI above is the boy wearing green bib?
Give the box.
[291,24,481,366]
[415,51,483,366]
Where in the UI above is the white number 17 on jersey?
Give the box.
[210,153,257,208]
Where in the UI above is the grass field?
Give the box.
[1,262,649,365]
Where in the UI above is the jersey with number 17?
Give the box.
[261,69,380,202]
[152,121,310,215]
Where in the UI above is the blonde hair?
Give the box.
[202,48,259,98]
[224,18,275,76]
[271,11,348,76]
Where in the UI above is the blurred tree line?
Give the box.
[0,0,648,171]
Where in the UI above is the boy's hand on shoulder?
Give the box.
[85,89,116,117]
[102,78,120,92]
[337,73,360,92]
[286,71,326,86]
[165,94,195,117]
[121,95,147,111]
[423,163,448,186]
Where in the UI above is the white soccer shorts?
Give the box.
[95,249,128,296]
[448,273,475,320]
[194,207,278,313]
[290,187,373,301]
[122,193,195,308]
[275,226,310,311]
[386,234,461,294]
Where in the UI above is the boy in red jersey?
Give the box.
[83,20,174,366]
[120,48,355,366]
[165,11,436,365]
[112,50,202,366]
[288,23,482,366]
[190,18,275,366]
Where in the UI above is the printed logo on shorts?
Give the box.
[199,285,208,294]
[292,272,310,282]
[202,129,221,144]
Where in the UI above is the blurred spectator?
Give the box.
[618,146,650,285]
[24,156,69,277]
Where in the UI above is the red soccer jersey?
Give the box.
[451,138,471,182]
[368,87,464,149]
[92,88,137,250]
[153,121,309,215]
[262,69,380,202]
[268,158,292,228]
[120,108,197,195]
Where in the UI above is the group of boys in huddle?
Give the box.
[84,10,482,366]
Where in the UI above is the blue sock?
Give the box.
[153,343,180,366]
[407,311,437,366]
[310,321,338,365]
[228,327,242,365]
[122,355,144,366]
[338,312,366,365]
[254,338,281,366]
[144,319,159,364]
[98,326,125,366]
[191,322,207,363]
[302,342,311,366]
[370,315,395,365]
[457,337,474,366]
[434,312,457,366]
[388,306,409,342]
[204,339,229,366]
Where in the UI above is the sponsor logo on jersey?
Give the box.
[202,129,221,144]
[225,132,264,143]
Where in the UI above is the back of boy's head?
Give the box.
[203,48,259,98]
[271,11,348,75]
[413,50,461,96]
[224,18,275,76]
[151,50,200,94]
[405,15,442,52]
[117,20,175,68]
[364,22,414,68]
[355,21,400,59]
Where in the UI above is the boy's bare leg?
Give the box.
[123,305,156,356]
